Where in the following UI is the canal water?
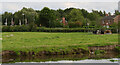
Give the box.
[16,58,118,63]
[2,51,120,64]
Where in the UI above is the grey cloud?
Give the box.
[0,0,120,2]
[1,2,118,14]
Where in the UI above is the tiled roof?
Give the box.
[101,15,116,20]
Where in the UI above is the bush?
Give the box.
[94,50,105,55]
[2,26,10,32]
[2,24,36,32]
[2,25,119,33]
[28,22,37,32]
[37,28,93,32]
[115,46,120,52]
[68,21,83,28]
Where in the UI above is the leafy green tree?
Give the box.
[57,9,65,18]
[114,10,120,15]
[103,11,106,16]
[87,12,102,28]
[2,12,13,25]
[87,13,96,21]
[87,12,101,21]
[99,11,104,16]
[38,7,56,27]
[108,12,111,16]
[1,7,109,29]
[14,11,23,25]
[110,22,118,29]
[21,7,38,24]
[92,10,99,14]
[81,9,89,18]
[66,9,84,22]
[14,7,38,25]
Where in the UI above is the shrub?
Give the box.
[2,26,10,32]
[94,50,105,55]
[2,25,119,33]
[28,22,37,32]
[68,21,83,28]
[115,46,120,52]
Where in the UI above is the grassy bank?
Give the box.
[2,32,118,53]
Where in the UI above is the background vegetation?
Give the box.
[1,7,119,32]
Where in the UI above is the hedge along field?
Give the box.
[2,32,118,52]
[2,26,118,33]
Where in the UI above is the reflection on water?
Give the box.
[2,50,119,63]
[17,58,118,63]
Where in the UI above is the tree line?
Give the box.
[1,7,120,28]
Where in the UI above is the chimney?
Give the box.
[62,17,66,25]
[106,14,109,16]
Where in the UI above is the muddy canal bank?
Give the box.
[2,45,120,63]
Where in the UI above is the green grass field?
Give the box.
[2,32,118,52]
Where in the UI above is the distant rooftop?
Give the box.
[102,15,117,20]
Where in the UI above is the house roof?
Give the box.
[101,15,116,20]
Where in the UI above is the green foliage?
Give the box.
[2,12,13,25]
[87,13,101,21]
[94,50,105,55]
[81,9,89,18]
[38,7,57,27]
[14,7,38,25]
[110,60,118,62]
[2,7,112,28]
[115,46,120,52]
[114,10,120,15]
[2,26,118,33]
[68,21,83,28]
[66,9,84,22]
[2,26,10,32]
[2,24,37,32]
[28,22,37,32]
[57,9,65,18]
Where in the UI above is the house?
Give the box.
[60,17,68,25]
[101,14,120,28]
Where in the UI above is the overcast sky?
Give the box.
[0,0,120,14]
[0,0,120,2]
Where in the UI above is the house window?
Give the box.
[108,20,110,24]
[102,21,105,24]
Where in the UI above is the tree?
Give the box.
[66,9,84,22]
[14,7,38,25]
[57,9,65,18]
[87,13,96,21]
[103,11,106,16]
[21,7,38,24]
[38,7,56,27]
[114,10,120,15]
[108,12,111,16]
[81,9,89,18]
[99,11,104,16]
[87,12,102,28]
[14,11,23,25]
[2,12,13,25]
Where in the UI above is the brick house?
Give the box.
[101,14,120,27]
[60,17,68,25]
